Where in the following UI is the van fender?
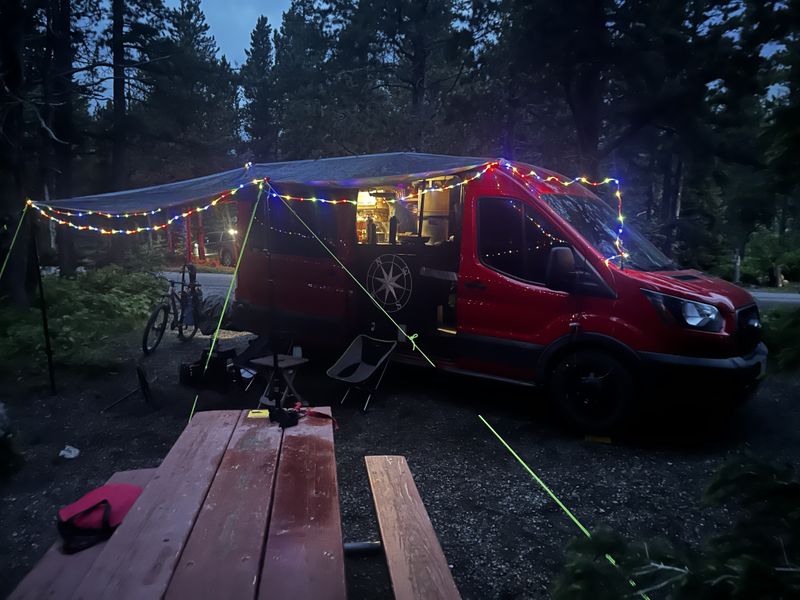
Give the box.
[535,332,641,384]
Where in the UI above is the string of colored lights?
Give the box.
[398,161,499,201]
[269,192,356,205]
[45,206,163,219]
[27,161,499,234]
[503,162,628,267]
[27,178,267,236]
[267,161,500,205]
[28,159,628,268]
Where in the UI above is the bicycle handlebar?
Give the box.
[167,279,201,287]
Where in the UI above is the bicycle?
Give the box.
[142,264,203,354]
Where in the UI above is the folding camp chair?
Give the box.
[327,335,397,412]
[230,336,271,392]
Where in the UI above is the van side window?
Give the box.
[249,201,269,250]
[269,200,337,257]
[477,197,567,284]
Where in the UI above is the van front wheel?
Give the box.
[549,350,634,435]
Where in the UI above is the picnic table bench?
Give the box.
[11,408,460,599]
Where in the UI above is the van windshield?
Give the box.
[541,194,676,272]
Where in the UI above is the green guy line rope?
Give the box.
[188,183,264,421]
[478,415,651,600]
[0,202,30,285]
[266,181,436,368]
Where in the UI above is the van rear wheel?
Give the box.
[549,350,634,435]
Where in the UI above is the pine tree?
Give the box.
[271,0,333,159]
[128,0,240,181]
[241,15,277,161]
[551,457,800,599]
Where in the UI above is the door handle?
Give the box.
[464,280,487,290]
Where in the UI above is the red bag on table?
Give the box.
[57,483,143,553]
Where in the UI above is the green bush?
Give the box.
[762,308,800,371]
[741,227,800,286]
[0,402,23,478]
[0,266,166,370]
[711,261,735,282]
[739,265,761,286]
[781,248,800,282]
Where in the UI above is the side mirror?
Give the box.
[546,247,575,292]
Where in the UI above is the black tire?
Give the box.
[549,349,635,435]
[220,249,234,267]
[142,304,169,355]
[178,290,201,341]
[177,322,198,341]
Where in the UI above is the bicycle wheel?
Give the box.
[142,304,169,354]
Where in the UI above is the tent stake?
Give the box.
[32,220,56,395]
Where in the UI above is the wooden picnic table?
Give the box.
[12,408,345,600]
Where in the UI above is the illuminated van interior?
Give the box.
[355,176,460,246]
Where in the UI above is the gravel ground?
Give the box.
[1,330,798,599]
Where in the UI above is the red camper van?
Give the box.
[233,153,766,432]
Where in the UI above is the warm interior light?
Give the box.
[357,191,377,206]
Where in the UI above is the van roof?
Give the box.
[37,152,495,213]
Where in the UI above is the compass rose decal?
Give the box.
[366,254,413,313]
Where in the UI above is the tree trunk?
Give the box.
[409,33,427,151]
[561,0,605,179]
[571,67,602,179]
[52,0,76,276]
[0,0,34,306]
[111,0,126,190]
[106,0,128,265]
[501,78,517,160]
[660,152,674,225]
[663,157,683,258]
[646,150,656,222]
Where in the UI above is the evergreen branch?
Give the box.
[709,574,736,586]
[633,562,690,576]
[627,573,686,597]
[778,536,790,566]
[53,55,172,78]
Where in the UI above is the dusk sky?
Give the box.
[166,0,293,66]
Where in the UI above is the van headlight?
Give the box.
[642,290,723,332]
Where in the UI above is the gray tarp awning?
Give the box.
[37,153,494,213]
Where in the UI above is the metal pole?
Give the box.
[264,187,281,406]
[32,220,56,395]
[417,182,426,238]
[343,541,383,556]
[184,215,192,264]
